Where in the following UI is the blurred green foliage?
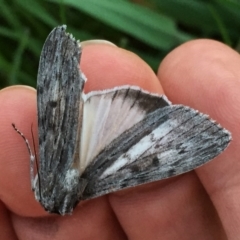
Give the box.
[0,0,240,88]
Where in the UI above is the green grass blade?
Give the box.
[0,0,21,29]
[15,0,58,27]
[49,0,193,50]
[208,4,232,46]
[9,28,30,85]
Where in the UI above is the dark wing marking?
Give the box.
[37,26,85,196]
[82,104,231,199]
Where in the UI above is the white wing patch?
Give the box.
[79,86,169,173]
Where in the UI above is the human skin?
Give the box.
[0,39,239,240]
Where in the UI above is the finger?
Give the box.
[82,44,163,93]
[158,39,240,238]
[11,196,126,240]
[109,173,226,239]
[0,44,161,239]
[0,201,17,240]
[0,86,40,216]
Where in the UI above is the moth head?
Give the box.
[34,169,87,215]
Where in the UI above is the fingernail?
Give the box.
[0,85,35,93]
[81,40,117,48]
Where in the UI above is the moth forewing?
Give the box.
[81,104,231,200]
[36,25,86,214]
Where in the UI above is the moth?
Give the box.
[13,25,231,215]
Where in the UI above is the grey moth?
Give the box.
[12,26,231,215]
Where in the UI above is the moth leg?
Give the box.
[12,124,36,190]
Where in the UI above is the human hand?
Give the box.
[0,39,239,239]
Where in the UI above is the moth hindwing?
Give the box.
[12,26,231,215]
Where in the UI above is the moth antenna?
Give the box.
[30,123,42,201]
[12,123,36,191]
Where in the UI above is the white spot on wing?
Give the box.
[64,169,80,191]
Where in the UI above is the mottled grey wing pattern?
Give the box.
[37,26,85,193]
[13,25,231,215]
[82,102,230,200]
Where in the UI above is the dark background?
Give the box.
[1,0,240,88]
